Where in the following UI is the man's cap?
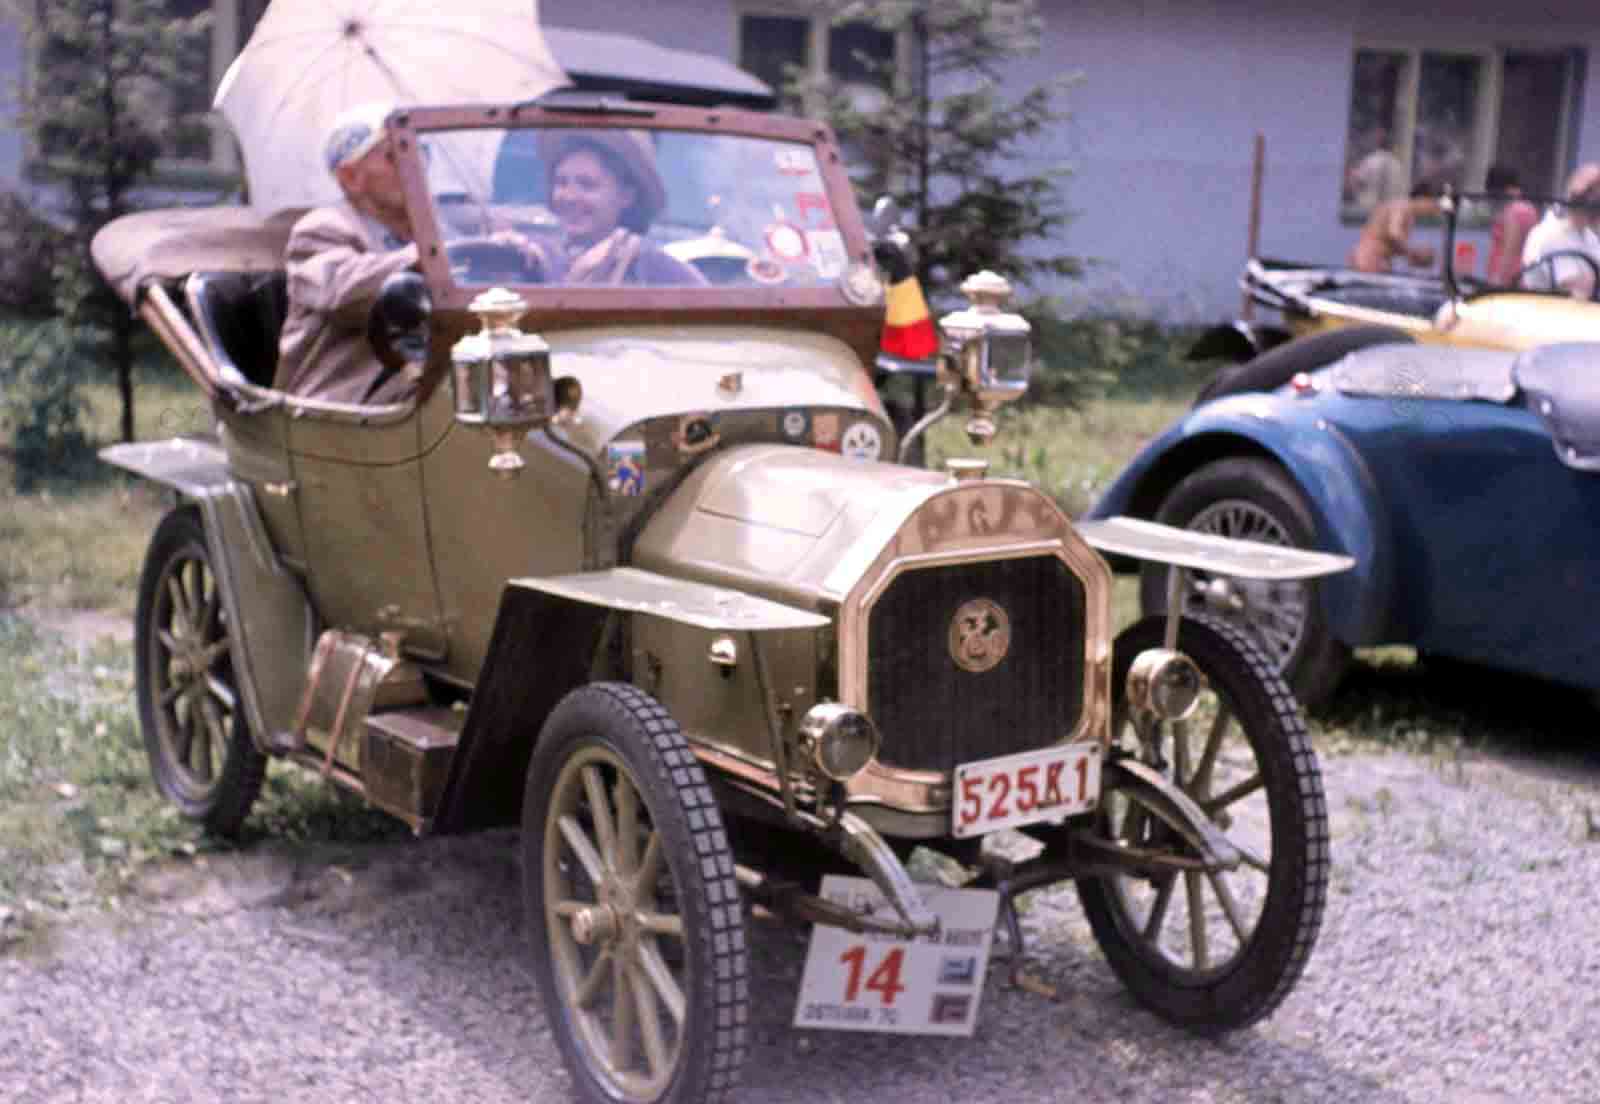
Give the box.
[324,103,395,172]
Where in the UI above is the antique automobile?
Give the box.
[1190,193,1600,408]
[1087,327,1600,711]
[96,100,1347,1103]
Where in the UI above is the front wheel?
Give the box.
[1075,615,1329,1033]
[134,506,265,837]
[522,683,748,1104]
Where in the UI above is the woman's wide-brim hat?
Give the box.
[538,128,667,231]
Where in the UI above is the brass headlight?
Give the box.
[449,287,553,476]
[1126,648,1205,722]
[797,703,880,781]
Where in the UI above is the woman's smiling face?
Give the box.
[551,149,636,246]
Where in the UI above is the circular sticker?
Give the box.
[765,221,808,261]
[782,410,810,439]
[840,420,883,461]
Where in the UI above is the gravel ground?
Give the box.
[4,747,1600,1104]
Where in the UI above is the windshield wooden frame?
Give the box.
[390,101,877,327]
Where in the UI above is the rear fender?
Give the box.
[1085,402,1394,646]
[101,439,315,749]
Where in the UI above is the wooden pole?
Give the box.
[1242,132,1265,320]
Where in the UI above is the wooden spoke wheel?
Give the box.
[523,683,747,1104]
[134,507,264,836]
[1077,614,1329,1033]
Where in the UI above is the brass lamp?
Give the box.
[449,287,553,476]
[936,270,1033,445]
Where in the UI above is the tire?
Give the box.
[1076,614,1329,1033]
[134,506,266,837]
[1194,325,1414,404]
[1139,457,1350,711]
[522,682,748,1104]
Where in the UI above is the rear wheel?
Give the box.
[523,683,748,1104]
[1076,615,1329,1033]
[1140,457,1350,710]
[134,507,265,837]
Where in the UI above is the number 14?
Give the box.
[839,945,907,1006]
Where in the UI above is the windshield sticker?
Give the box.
[606,442,647,496]
[841,419,883,461]
[781,409,812,441]
[774,148,814,176]
[766,216,809,261]
[808,230,847,280]
[813,411,842,453]
[796,192,834,229]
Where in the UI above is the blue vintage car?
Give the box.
[1086,335,1600,709]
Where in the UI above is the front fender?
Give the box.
[1085,395,1394,646]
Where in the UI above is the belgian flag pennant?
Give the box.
[875,241,939,361]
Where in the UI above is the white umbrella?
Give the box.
[214,0,567,213]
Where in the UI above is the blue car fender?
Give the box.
[1085,393,1393,646]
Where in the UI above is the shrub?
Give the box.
[0,193,67,318]
[0,320,96,490]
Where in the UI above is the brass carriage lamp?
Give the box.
[937,270,1033,445]
[449,287,554,477]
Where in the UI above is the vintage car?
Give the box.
[95,99,1347,1103]
[1087,326,1600,711]
[1191,194,1600,407]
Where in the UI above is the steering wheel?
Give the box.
[1514,249,1600,301]
[446,237,546,285]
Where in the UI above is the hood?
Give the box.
[633,444,1092,612]
[547,326,883,455]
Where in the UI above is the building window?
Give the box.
[736,8,900,111]
[1341,44,1584,213]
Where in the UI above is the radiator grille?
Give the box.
[867,555,1085,773]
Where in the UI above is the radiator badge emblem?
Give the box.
[949,598,1011,673]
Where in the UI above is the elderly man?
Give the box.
[1521,162,1600,300]
[274,103,421,404]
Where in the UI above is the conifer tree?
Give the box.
[16,0,211,444]
[804,0,1079,302]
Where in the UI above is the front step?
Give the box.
[362,707,465,834]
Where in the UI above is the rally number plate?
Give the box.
[952,742,1101,838]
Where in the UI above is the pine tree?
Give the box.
[16,0,211,444]
[804,0,1080,301]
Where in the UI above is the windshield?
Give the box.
[416,126,849,290]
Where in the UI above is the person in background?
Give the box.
[1485,164,1539,286]
[275,102,420,405]
[1346,126,1406,210]
[1520,162,1600,299]
[1348,179,1443,274]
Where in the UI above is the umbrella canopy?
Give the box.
[215,0,567,213]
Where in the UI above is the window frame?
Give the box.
[1342,40,1583,219]
[733,3,916,111]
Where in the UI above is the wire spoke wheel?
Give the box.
[135,508,264,836]
[1182,498,1307,668]
[1141,457,1351,710]
[1077,615,1329,1032]
[524,683,747,1104]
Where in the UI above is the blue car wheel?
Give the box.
[1139,457,1350,710]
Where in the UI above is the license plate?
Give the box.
[951,742,1101,838]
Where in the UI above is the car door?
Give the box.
[286,396,448,659]
[1372,401,1600,689]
